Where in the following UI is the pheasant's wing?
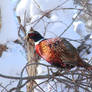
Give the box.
[49,38,80,66]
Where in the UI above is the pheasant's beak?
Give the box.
[24,29,34,41]
[24,35,29,41]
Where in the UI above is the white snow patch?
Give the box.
[73,21,89,38]
[0,42,27,75]
[0,42,27,91]
[0,0,18,44]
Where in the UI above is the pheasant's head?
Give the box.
[28,31,44,42]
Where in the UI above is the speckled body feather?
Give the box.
[35,38,88,69]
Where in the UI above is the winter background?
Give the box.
[0,0,92,92]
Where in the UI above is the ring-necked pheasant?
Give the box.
[28,31,92,70]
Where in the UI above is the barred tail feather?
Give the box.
[79,60,92,70]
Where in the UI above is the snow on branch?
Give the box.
[0,62,92,92]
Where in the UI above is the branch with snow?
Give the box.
[0,63,92,92]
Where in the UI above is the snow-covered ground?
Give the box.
[0,42,27,91]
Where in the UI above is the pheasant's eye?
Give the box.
[28,33,35,37]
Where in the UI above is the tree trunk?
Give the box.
[26,39,38,92]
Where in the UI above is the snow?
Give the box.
[0,0,27,91]
[30,0,65,18]
[72,11,92,39]
[0,0,18,44]
[0,42,27,91]
[16,0,31,16]
[73,21,89,38]
[0,42,27,75]
[30,0,43,18]
[16,0,31,25]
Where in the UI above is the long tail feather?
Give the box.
[79,59,92,70]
